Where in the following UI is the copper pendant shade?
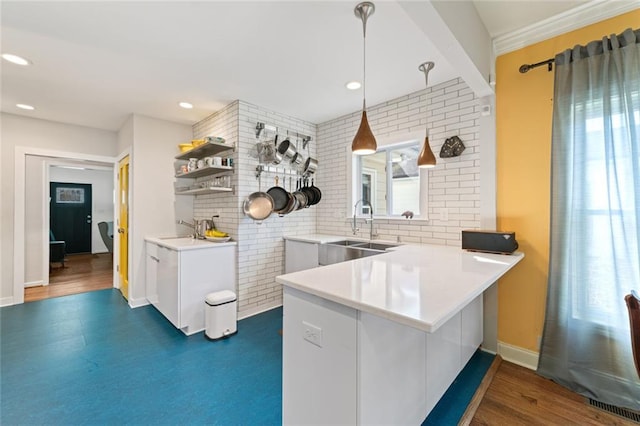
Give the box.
[352,110,377,155]
[417,135,436,168]
[352,2,377,156]
[417,61,436,168]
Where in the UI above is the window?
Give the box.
[572,101,640,326]
[352,138,426,219]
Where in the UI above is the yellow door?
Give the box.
[118,156,130,300]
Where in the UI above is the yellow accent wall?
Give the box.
[496,10,640,352]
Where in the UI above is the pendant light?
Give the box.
[352,2,377,155]
[417,61,437,168]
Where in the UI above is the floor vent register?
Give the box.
[588,398,640,423]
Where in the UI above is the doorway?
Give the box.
[50,182,93,254]
[13,148,119,305]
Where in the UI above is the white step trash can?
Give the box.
[205,290,237,340]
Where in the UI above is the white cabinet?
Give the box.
[282,287,484,424]
[146,241,236,335]
[283,287,357,425]
[284,240,319,273]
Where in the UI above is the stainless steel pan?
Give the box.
[243,176,274,222]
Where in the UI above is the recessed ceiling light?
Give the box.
[2,53,31,66]
[178,102,193,109]
[346,81,362,90]
[16,104,35,110]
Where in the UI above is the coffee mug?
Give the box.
[197,159,205,169]
[212,157,222,166]
[204,157,214,167]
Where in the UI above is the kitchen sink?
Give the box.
[353,242,400,251]
[318,240,400,266]
[328,239,370,246]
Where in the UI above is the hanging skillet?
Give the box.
[301,178,317,207]
[293,178,308,210]
[309,178,322,206]
[243,175,274,223]
[280,177,298,215]
[267,175,289,213]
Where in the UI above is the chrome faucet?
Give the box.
[178,219,198,239]
[353,199,375,240]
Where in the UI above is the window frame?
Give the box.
[347,129,429,221]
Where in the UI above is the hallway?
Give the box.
[25,253,113,302]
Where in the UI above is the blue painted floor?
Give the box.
[423,349,495,425]
[1,290,282,425]
[2,289,491,425]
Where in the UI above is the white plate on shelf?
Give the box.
[205,236,231,243]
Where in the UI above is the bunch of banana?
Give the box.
[205,229,228,238]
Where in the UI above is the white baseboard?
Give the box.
[24,280,44,288]
[128,297,149,308]
[238,300,282,320]
[0,296,15,307]
[497,341,539,370]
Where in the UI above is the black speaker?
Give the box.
[461,230,519,254]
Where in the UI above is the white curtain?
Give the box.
[538,28,640,410]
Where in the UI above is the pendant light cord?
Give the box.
[362,20,367,110]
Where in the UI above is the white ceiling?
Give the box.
[1,1,591,132]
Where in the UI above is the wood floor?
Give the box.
[470,360,638,425]
[24,252,114,302]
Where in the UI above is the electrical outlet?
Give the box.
[302,321,322,347]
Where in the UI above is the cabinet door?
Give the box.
[157,246,180,327]
[146,242,159,306]
[283,287,357,425]
[179,246,236,335]
[285,240,319,273]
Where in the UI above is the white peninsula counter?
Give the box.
[276,240,523,425]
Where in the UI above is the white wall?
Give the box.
[316,78,482,246]
[0,113,117,304]
[49,166,115,253]
[129,114,192,306]
[24,156,46,286]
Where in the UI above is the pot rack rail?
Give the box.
[255,122,312,149]
[255,165,305,179]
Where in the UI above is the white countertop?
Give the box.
[276,240,524,333]
[145,236,236,251]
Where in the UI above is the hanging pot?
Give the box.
[290,138,305,167]
[277,137,297,163]
[302,157,318,176]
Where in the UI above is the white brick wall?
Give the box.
[192,101,317,318]
[188,77,481,317]
[316,78,481,246]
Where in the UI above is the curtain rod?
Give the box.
[519,58,554,73]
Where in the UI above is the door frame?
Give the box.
[43,160,114,285]
[13,146,118,305]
